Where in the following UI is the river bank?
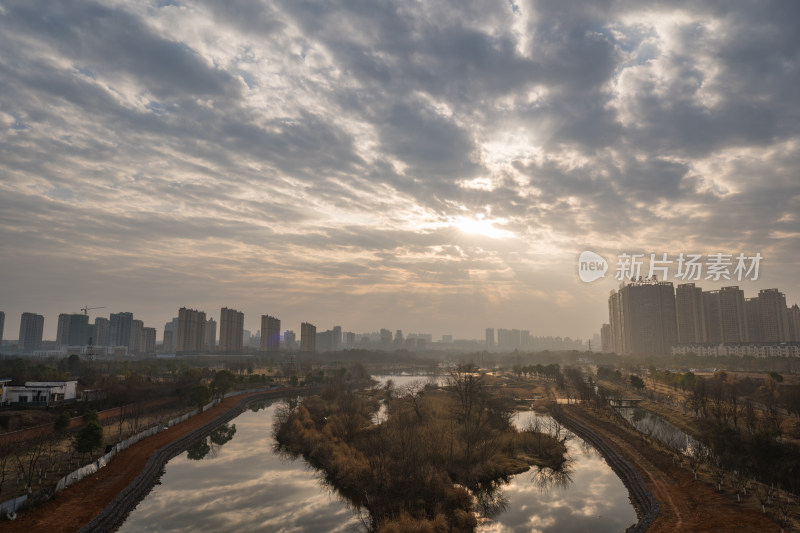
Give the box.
[554,402,780,532]
[3,388,315,533]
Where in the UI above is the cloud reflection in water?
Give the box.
[117,404,635,532]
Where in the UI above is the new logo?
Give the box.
[578,251,608,282]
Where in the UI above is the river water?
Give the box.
[616,406,700,452]
[117,380,637,532]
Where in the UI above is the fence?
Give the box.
[0,397,219,516]
[2,385,314,520]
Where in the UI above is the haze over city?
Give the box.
[1,0,798,341]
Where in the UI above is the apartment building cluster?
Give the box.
[484,327,588,351]
[602,280,800,356]
[162,307,317,354]
[5,310,158,356]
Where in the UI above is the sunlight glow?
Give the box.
[451,215,515,239]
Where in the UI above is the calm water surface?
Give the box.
[118,383,637,532]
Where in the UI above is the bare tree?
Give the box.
[14,433,48,493]
[684,440,707,481]
[0,442,14,499]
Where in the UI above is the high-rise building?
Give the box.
[284,330,296,350]
[675,283,706,344]
[699,286,748,344]
[485,328,494,348]
[345,331,356,347]
[177,308,207,353]
[301,322,316,352]
[600,323,613,352]
[57,314,91,347]
[219,307,244,352]
[497,329,522,349]
[205,318,217,351]
[19,312,44,352]
[163,317,178,352]
[745,298,761,344]
[94,317,110,346]
[332,326,342,351]
[110,312,134,347]
[758,289,790,342]
[315,326,343,352]
[788,304,800,342]
[162,330,174,353]
[261,315,281,352]
[608,291,624,353]
[141,327,157,354]
[130,319,144,353]
[719,286,747,342]
[380,328,392,345]
[69,314,89,346]
[0,311,5,347]
[56,314,70,346]
[608,281,677,355]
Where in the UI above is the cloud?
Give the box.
[0,0,798,339]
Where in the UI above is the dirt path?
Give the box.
[4,395,251,533]
[559,404,779,532]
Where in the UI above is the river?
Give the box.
[117,380,637,532]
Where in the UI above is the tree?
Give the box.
[67,353,82,376]
[74,420,104,456]
[54,412,71,432]
[186,438,211,460]
[629,375,645,390]
[211,370,237,398]
[189,384,212,412]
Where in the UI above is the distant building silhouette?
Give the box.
[163,330,174,353]
[94,317,110,347]
[301,322,316,352]
[219,307,244,352]
[788,304,800,342]
[676,283,706,344]
[163,317,178,352]
[177,307,207,353]
[130,319,144,353]
[141,327,157,354]
[485,328,494,348]
[702,286,747,343]
[205,317,217,351]
[758,288,790,342]
[0,311,4,347]
[56,314,70,346]
[284,330,296,350]
[261,315,281,351]
[110,312,134,348]
[600,324,613,352]
[19,312,44,352]
[608,280,677,355]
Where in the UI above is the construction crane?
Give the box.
[80,305,105,316]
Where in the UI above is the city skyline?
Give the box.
[1,1,798,342]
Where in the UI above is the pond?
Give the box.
[615,406,700,452]
[117,388,637,532]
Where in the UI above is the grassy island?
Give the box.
[274,369,567,532]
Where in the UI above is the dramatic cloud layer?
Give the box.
[1,0,798,340]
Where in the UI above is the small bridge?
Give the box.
[610,397,644,407]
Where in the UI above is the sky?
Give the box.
[1,0,799,342]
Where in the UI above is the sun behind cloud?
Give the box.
[452,215,515,240]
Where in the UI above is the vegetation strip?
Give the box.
[550,404,659,533]
[77,386,321,533]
